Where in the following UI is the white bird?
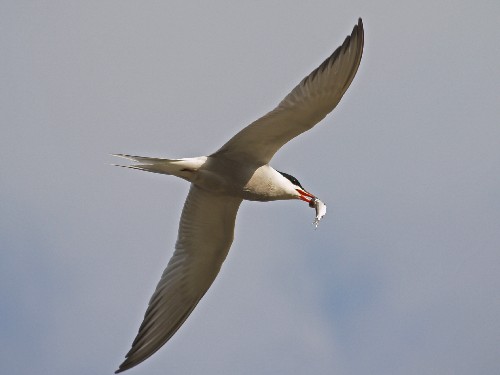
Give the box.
[114,18,364,373]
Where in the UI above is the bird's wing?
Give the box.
[116,185,242,373]
[212,18,364,165]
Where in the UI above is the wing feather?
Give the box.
[213,18,364,165]
[116,185,242,373]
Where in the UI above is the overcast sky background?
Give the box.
[2,1,499,374]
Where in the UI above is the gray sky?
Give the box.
[2,1,499,374]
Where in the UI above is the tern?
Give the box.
[114,18,364,373]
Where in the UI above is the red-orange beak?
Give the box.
[296,189,316,204]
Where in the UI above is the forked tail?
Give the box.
[111,154,207,181]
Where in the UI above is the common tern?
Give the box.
[114,18,364,373]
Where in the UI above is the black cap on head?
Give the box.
[278,171,304,189]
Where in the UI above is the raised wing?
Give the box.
[116,185,242,373]
[213,18,364,165]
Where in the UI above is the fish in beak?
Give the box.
[296,189,327,228]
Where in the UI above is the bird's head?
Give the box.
[278,171,316,207]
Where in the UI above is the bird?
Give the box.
[113,18,364,373]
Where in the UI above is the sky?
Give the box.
[1,1,499,374]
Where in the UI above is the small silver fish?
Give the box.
[309,197,327,228]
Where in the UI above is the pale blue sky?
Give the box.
[1,1,499,374]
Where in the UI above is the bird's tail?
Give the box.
[111,154,206,181]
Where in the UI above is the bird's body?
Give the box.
[116,154,302,201]
[114,18,364,373]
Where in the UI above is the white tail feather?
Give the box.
[111,154,207,182]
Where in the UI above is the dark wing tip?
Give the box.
[351,17,364,50]
[114,354,139,373]
[115,354,134,373]
[115,357,133,373]
[356,17,364,47]
[306,18,364,85]
[115,358,134,373]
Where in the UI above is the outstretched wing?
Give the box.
[116,185,242,373]
[213,18,364,165]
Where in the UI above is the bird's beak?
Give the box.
[296,189,316,206]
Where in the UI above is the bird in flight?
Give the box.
[114,18,364,373]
